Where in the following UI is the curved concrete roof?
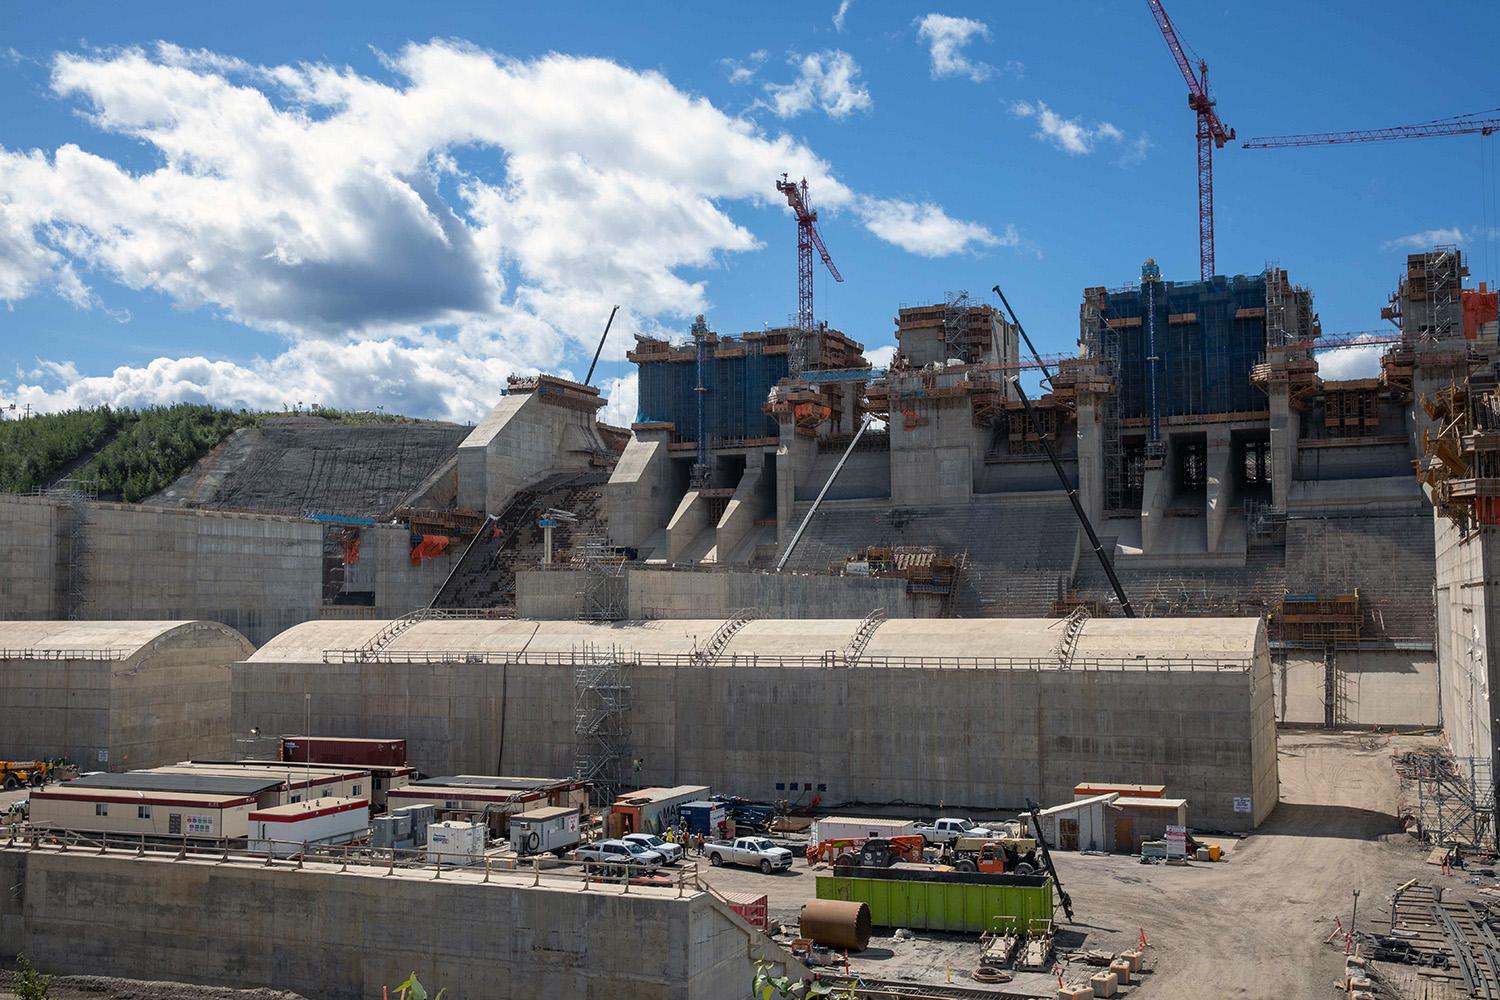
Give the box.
[248,616,1263,666]
[0,620,254,659]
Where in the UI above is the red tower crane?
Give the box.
[1243,113,1500,149]
[776,173,843,335]
[1146,0,1235,282]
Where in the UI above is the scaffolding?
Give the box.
[1082,290,1126,513]
[33,478,98,620]
[1396,750,1497,852]
[572,533,626,622]
[943,290,973,363]
[1423,245,1462,344]
[1264,262,1289,349]
[573,644,632,805]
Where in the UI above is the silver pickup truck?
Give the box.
[705,836,794,874]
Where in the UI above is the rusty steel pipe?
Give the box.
[799,899,871,952]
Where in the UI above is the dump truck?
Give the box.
[0,760,51,790]
[808,834,926,868]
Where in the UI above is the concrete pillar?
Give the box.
[1268,379,1298,510]
[1205,430,1235,553]
[607,426,677,551]
[716,453,770,565]
[1139,438,1173,554]
[665,491,710,564]
[1075,393,1105,527]
[775,427,817,546]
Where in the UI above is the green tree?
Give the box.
[11,952,50,1000]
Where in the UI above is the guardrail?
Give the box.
[2,827,710,895]
[318,648,1253,672]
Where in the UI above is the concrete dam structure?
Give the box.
[233,615,1277,831]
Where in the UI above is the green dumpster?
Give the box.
[815,872,1054,934]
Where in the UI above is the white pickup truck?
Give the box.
[913,817,994,845]
[706,836,794,874]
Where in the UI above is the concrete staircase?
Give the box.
[432,471,612,610]
[773,493,1080,617]
[1282,511,1435,641]
[1071,544,1288,619]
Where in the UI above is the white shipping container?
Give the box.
[248,798,369,857]
[428,820,486,866]
[809,817,918,844]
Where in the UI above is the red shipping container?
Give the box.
[722,891,769,931]
[280,736,407,768]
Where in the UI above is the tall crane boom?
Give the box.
[776,174,843,340]
[1146,0,1235,282]
[1244,115,1500,149]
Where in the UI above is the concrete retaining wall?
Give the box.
[0,849,763,999]
[0,621,250,770]
[516,568,927,620]
[234,658,1275,831]
[1272,649,1439,728]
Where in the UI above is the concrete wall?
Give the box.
[0,496,321,645]
[235,657,1274,832]
[0,849,766,999]
[0,621,249,770]
[0,496,59,618]
[515,568,927,620]
[1271,648,1438,728]
[1433,513,1498,767]
[457,387,607,515]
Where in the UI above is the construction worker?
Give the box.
[694,832,706,856]
[665,827,676,845]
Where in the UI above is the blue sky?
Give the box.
[2,0,1497,423]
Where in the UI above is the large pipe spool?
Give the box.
[799,899,872,952]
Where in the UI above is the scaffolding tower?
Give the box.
[1082,290,1126,513]
[943,290,973,364]
[1264,262,1289,349]
[573,643,631,805]
[33,478,97,620]
[1423,245,1462,344]
[572,533,626,622]
[1397,749,1497,852]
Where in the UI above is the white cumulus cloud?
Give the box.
[1382,227,1470,252]
[0,40,1010,419]
[1009,99,1146,164]
[1315,343,1384,380]
[763,50,872,120]
[833,0,854,32]
[916,14,993,83]
[856,197,1016,257]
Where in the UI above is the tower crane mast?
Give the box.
[1146,0,1235,281]
[776,174,844,374]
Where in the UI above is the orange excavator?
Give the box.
[806,834,925,868]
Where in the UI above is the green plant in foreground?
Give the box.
[753,959,854,999]
[392,972,446,1000]
[11,953,50,1000]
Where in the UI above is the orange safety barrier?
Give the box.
[409,533,451,565]
[1463,288,1498,340]
[341,533,361,566]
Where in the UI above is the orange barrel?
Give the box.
[799,899,871,952]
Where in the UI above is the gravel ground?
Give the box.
[1,975,306,1000]
[699,730,1460,998]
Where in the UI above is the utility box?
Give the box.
[428,820,486,866]
[509,806,581,857]
[679,800,728,837]
[393,803,434,846]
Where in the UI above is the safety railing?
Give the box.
[3,827,710,896]
[0,647,131,660]
[316,648,1253,672]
